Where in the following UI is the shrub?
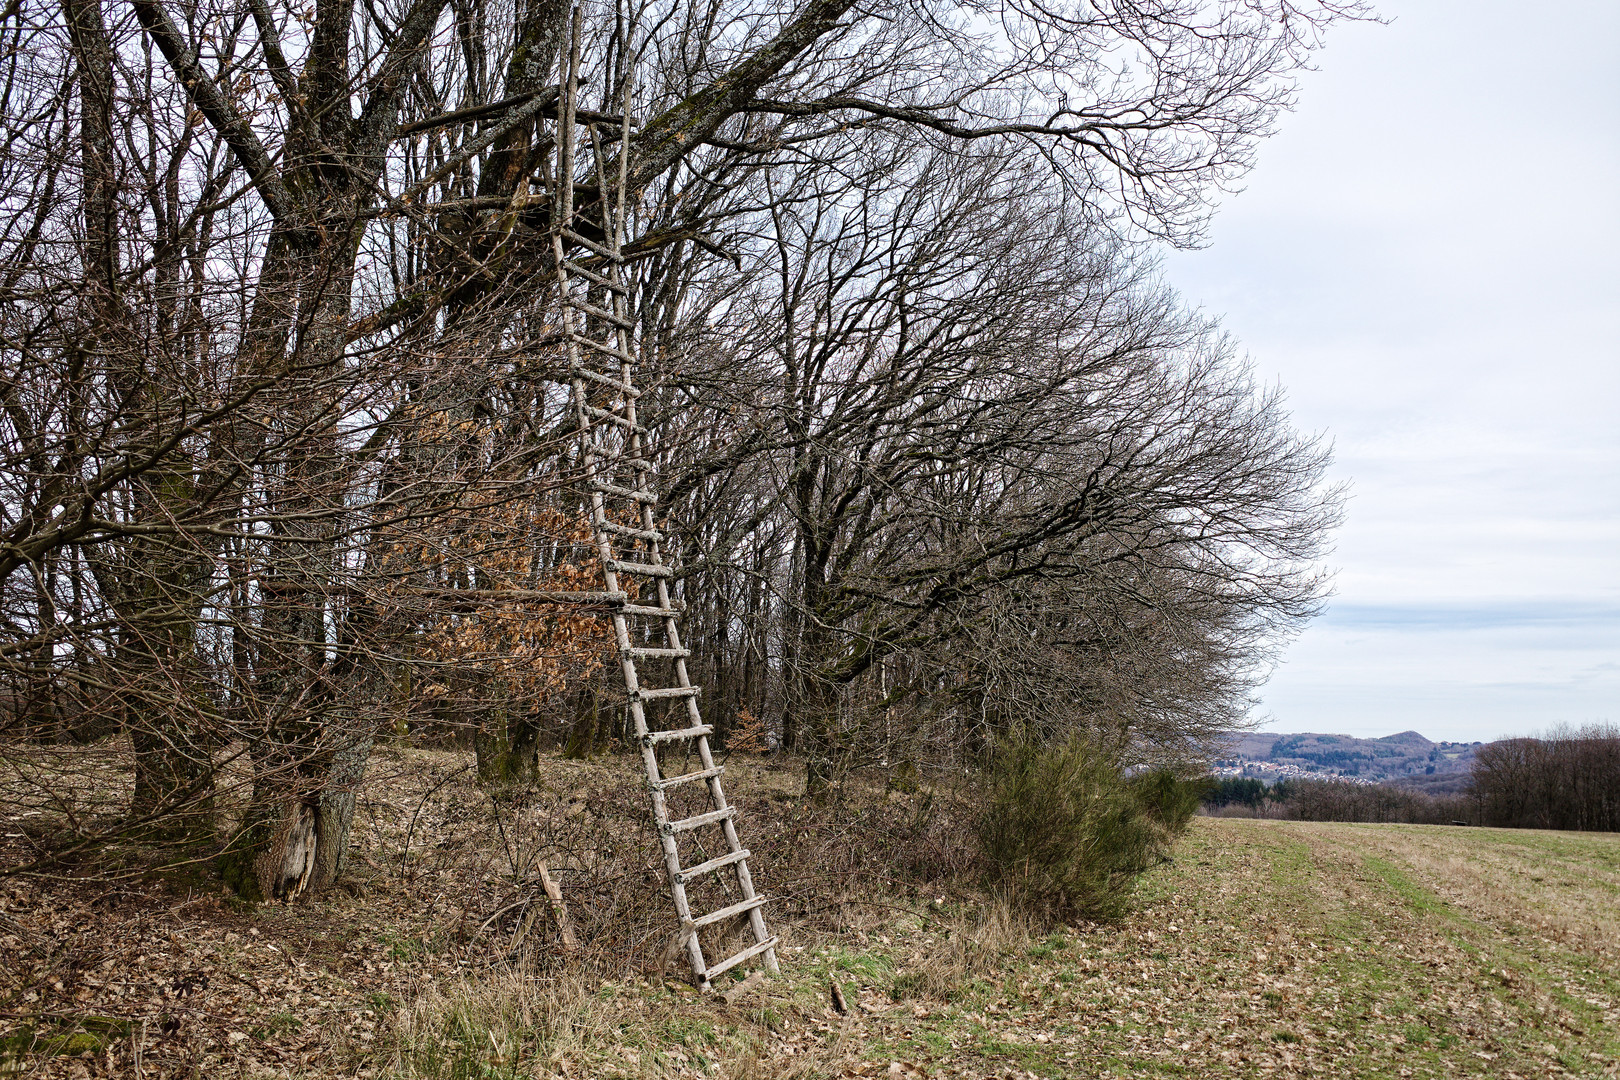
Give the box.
[1130,769,1210,833]
[976,739,1181,920]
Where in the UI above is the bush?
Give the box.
[1131,769,1211,833]
[976,739,1189,920]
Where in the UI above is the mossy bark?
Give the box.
[561,685,602,760]
[475,708,543,788]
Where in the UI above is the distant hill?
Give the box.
[1212,730,1483,790]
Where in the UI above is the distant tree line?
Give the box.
[1269,779,1471,826]
[1202,777,1269,810]
[1201,776,1472,826]
[1469,724,1620,832]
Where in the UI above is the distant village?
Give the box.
[1208,759,1380,785]
[1210,731,1486,790]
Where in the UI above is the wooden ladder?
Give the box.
[549,11,778,991]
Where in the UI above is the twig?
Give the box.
[399,764,472,880]
[489,794,519,879]
[477,898,530,934]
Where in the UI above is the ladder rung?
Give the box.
[662,806,738,838]
[598,520,663,542]
[627,646,690,659]
[641,723,712,747]
[591,481,658,503]
[650,765,722,790]
[569,334,637,365]
[705,936,779,982]
[608,558,674,578]
[634,684,699,702]
[561,258,628,292]
[673,847,749,886]
[572,365,640,397]
[580,404,647,435]
[561,227,618,260]
[622,602,682,618]
[567,295,634,329]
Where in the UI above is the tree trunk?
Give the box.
[221,726,371,901]
[311,733,371,889]
[477,706,544,787]
[561,683,601,760]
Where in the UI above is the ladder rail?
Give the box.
[550,11,776,989]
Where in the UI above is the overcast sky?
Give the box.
[1162,0,1620,743]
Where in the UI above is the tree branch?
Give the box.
[130,0,294,220]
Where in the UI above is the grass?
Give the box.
[4,748,1618,1078]
[382,817,1618,1077]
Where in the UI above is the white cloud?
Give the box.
[1165,0,1620,740]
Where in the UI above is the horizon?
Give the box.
[1239,719,1617,745]
[1236,726,1483,745]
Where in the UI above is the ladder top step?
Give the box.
[640,723,712,747]
[588,457,655,479]
[561,257,628,292]
[573,365,640,397]
[591,481,659,503]
[580,403,648,435]
[569,333,636,364]
[691,893,767,930]
[608,558,675,578]
[673,847,750,886]
[633,684,700,702]
[704,936,779,983]
[560,227,619,260]
[649,764,722,790]
[566,295,634,329]
[627,646,691,659]
[598,520,663,542]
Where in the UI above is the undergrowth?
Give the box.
[977,738,1204,919]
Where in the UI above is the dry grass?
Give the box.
[0,745,966,1077]
[821,818,1620,1078]
[3,747,1619,1078]
[376,817,1620,1077]
[1331,822,1620,966]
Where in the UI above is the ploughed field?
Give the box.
[1,749,1616,1078]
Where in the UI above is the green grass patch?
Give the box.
[1361,856,1453,919]
[0,1016,130,1063]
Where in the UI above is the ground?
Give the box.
[812,819,1620,1079]
[1,748,1617,1078]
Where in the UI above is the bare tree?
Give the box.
[1471,724,1620,832]
[0,0,1361,886]
[622,137,1340,793]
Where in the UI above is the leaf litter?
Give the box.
[1,753,1617,1078]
